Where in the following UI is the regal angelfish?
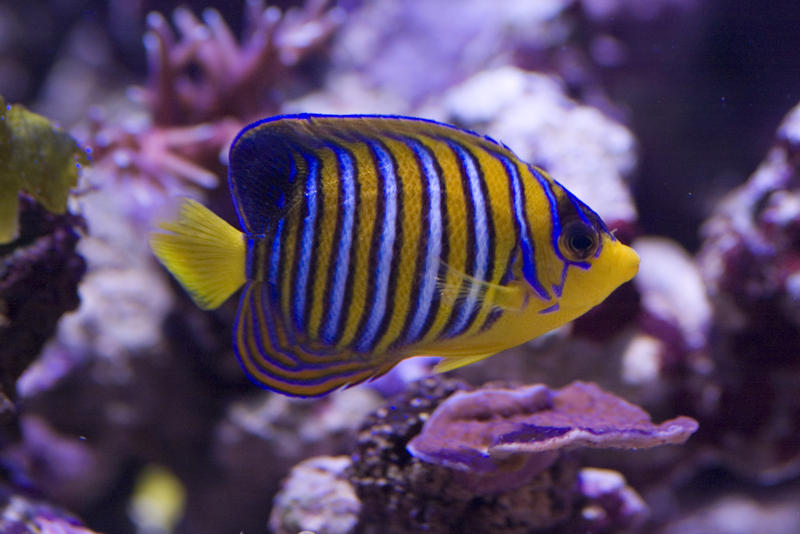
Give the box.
[150,114,640,397]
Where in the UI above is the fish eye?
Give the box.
[559,221,598,261]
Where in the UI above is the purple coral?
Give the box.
[349,377,580,533]
[0,482,100,534]
[694,100,800,482]
[349,378,696,533]
[407,381,697,480]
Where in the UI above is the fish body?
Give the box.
[150,114,639,397]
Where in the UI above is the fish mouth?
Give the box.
[620,243,641,281]
[612,241,640,282]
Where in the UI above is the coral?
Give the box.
[0,415,108,510]
[177,388,380,533]
[406,381,697,495]
[659,490,800,534]
[80,0,343,200]
[631,238,712,356]
[349,378,694,533]
[82,107,235,195]
[0,197,86,420]
[330,0,575,104]
[695,100,800,482]
[0,482,100,534]
[138,0,343,126]
[6,1,800,532]
[618,236,714,412]
[568,467,649,533]
[270,456,361,534]
[0,96,88,243]
[437,66,638,228]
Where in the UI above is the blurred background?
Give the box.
[1,0,800,532]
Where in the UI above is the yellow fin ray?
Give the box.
[150,198,246,310]
[438,262,528,313]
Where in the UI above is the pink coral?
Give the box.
[138,0,343,125]
[83,0,342,195]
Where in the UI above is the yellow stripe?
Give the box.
[307,147,340,339]
[237,285,381,396]
[374,137,422,353]
[523,164,561,294]
[279,194,301,329]
[337,141,380,347]
[251,285,295,367]
[460,142,516,337]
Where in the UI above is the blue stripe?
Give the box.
[355,141,398,352]
[268,219,284,289]
[501,156,549,300]
[239,284,373,385]
[248,286,266,357]
[446,142,489,336]
[539,302,560,314]
[530,166,561,260]
[405,140,442,343]
[322,145,356,343]
[236,284,297,370]
[245,237,258,280]
[529,165,566,298]
[292,155,319,330]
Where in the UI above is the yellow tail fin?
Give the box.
[150,198,246,310]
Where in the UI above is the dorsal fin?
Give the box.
[228,120,309,234]
[227,113,518,234]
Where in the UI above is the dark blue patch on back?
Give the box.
[228,124,305,234]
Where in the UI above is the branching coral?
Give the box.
[82,106,237,193]
[138,0,343,125]
[82,0,343,196]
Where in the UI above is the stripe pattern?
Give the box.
[227,114,571,396]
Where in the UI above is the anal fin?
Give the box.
[235,282,383,397]
[433,352,495,374]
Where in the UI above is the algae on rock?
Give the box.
[0,95,89,243]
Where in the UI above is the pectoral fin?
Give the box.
[438,262,529,313]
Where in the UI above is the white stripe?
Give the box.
[447,142,489,335]
[322,146,356,342]
[356,142,397,352]
[406,141,442,342]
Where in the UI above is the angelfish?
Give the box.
[150,114,640,397]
